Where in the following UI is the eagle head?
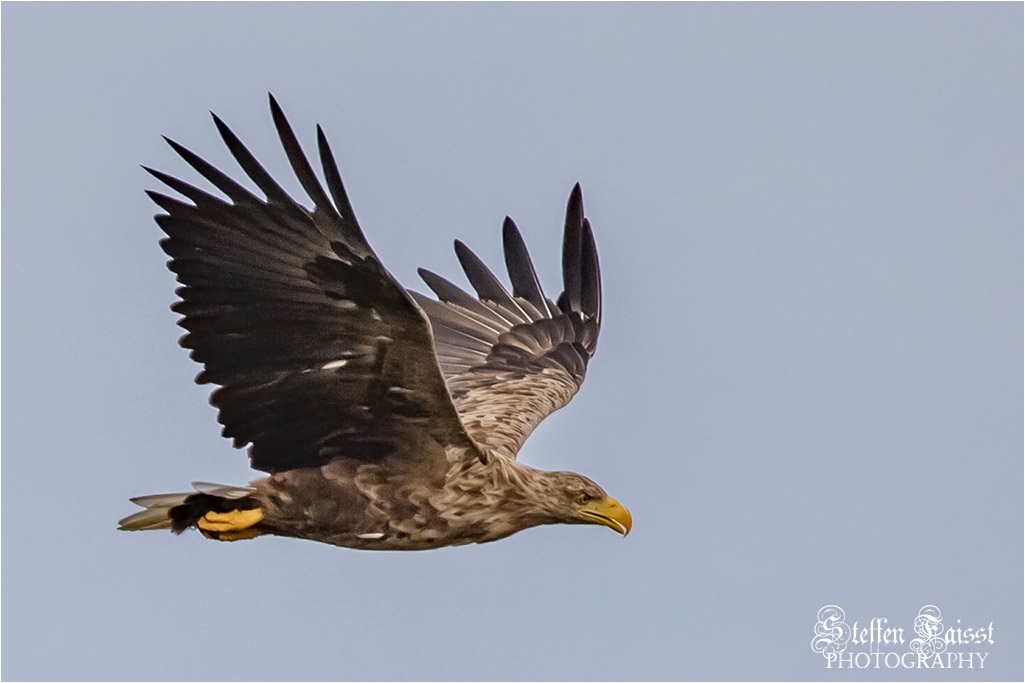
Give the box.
[540,471,632,536]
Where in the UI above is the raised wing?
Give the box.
[410,185,601,461]
[146,95,481,474]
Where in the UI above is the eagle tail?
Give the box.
[118,482,263,541]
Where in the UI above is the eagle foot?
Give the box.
[197,508,263,539]
[199,526,263,542]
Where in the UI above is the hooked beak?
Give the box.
[579,496,632,536]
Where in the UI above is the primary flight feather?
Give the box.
[119,95,630,549]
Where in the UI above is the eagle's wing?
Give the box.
[146,95,482,474]
[409,186,601,461]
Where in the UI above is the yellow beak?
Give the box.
[579,496,633,536]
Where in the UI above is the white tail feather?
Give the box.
[190,482,255,499]
[118,482,256,532]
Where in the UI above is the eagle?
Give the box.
[118,95,631,549]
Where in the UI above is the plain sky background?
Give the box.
[2,3,1021,681]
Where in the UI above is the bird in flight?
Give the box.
[119,95,631,550]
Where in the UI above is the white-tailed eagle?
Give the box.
[119,95,631,549]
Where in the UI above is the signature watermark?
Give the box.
[811,605,993,670]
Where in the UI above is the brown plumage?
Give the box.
[118,95,631,550]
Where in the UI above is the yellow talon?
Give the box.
[207,527,262,542]
[197,508,263,533]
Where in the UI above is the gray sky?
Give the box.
[2,3,1021,681]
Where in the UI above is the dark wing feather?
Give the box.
[414,184,602,460]
[503,217,558,317]
[149,94,481,474]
